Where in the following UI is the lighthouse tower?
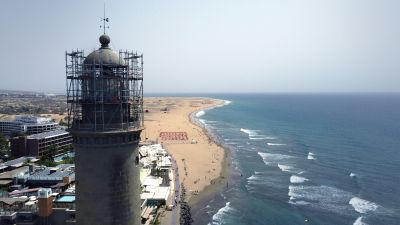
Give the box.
[66,34,143,225]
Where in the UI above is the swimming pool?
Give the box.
[55,195,75,203]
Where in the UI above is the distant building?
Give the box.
[138,144,173,223]
[14,164,75,189]
[0,115,59,136]
[10,130,72,158]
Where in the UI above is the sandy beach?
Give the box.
[143,97,229,203]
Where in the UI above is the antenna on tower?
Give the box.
[100,3,109,34]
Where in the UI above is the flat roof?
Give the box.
[140,186,170,201]
[9,188,41,196]
[1,157,37,168]
[28,129,69,140]
[0,197,29,205]
[142,176,162,187]
[0,166,29,180]
[23,164,74,181]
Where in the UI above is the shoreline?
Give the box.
[187,100,232,208]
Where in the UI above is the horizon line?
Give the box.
[1,88,400,95]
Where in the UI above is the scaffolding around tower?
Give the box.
[65,49,144,132]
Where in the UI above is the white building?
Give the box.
[0,115,59,136]
[139,144,173,203]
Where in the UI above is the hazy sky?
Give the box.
[0,0,399,93]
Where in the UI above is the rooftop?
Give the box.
[17,164,75,181]
[0,166,29,180]
[0,197,28,205]
[141,186,170,201]
[15,115,53,124]
[83,34,124,66]
[0,157,37,172]
[28,129,69,140]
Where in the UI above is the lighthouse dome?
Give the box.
[84,34,124,65]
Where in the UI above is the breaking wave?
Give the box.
[240,128,276,141]
[349,197,378,214]
[350,172,357,178]
[247,175,259,181]
[267,143,286,146]
[290,175,309,184]
[224,100,232,105]
[288,185,353,214]
[277,164,294,172]
[353,217,367,225]
[196,110,206,117]
[250,136,277,140]
[258,152,293,165]
[240,128,258,137]
[288,200,310,206]
[307,152,316,160]
[208,202,235,225]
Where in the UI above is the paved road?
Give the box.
[171,158,180,225]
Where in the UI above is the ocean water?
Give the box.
[192,94,400,225]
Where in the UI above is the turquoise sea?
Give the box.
[186,94,400,225]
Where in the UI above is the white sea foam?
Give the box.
[307,152,316,160]
[258,152,293,165]
[199,119,206,124]
[246,176,270,191]
[349,197,378,214]
[288,185,349,201]
[288,200,310,205]
[247,172,266,186]
[290,175,309,184]
[224,100,232,105]
[240,128,258,137]
[208,202,234,225]
[265,136,278,140]
[277,164,294,172]
[250,136,277,140]
[249,137,267,140]
[247,175,258,181]
[288,185,353,214]
[196,110,206,117]
[353,217,367,225]
[240,128,277,141]
[267,143,286,146]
